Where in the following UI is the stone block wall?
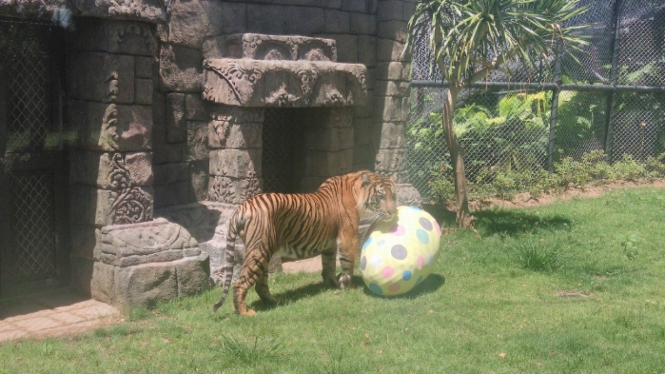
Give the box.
[153,0,391,211]
[68,19,159,294]
[1,0,421,308]
[66,19,210,309]
[373,0,416,184]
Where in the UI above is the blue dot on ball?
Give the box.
[416,229,429,244]
[368,283,383,295]
[402,270,412,281]
[362,237,372,250]
[408,206,423,211]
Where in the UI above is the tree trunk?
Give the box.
[442,88,474,228]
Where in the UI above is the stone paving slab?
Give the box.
[0,288,120,343]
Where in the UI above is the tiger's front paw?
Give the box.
[337,274,353,290]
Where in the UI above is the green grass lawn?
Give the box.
[2,186,665,373]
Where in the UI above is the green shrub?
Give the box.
[427,150,665,204]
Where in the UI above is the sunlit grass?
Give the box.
[1,186,664,373]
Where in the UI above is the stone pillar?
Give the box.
[202,105,263,283]
[68,19,209,309]
[68,20,158,295]
[374,0,422,207]
[207,105,263,205]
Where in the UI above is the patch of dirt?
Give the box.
[555,291,593,299]
[466,179,665,211]
[282,256,325,274]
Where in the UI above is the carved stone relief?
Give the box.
[108,153,154,224]
[203,33,337,62]
[203,59,368,107]
[208,171,262,205]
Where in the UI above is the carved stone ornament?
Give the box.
[108,153,153,224]
[203,33,338,62]
[202,59,367,107]
[208,172,262,205]
[98,104,120,150]
[211,106,264,124]
[109,23,158,56]
[100,218,199,267]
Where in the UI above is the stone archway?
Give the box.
[199,33,368,283]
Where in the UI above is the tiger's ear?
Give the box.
[361,172,371,187]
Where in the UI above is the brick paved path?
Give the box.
[0,288,119,342]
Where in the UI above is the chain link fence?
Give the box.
[407,0,665,202]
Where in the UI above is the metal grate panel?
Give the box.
[8,171,57,282]
[262,108,303,193]
[1,18,64,292]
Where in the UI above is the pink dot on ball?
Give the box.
[382,266,394,278]
[434,220,442,236]
[417,256,425,269]
[388,283,401,293]
[389,224,405,236]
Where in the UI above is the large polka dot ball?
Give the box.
[360,206,442,296]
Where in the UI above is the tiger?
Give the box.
[212,170,397,316]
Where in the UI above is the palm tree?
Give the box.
[405,0,589,228]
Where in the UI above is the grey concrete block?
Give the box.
[375,80,410,96]
[166,93,187,144]
[324,9,351,33]
[135,56,154,79]
[189,160,209,202]
[186,121,210,161]
[68,52,135,104]
[159,44,203,92]
[377,0,403,21]
[168,0,247,48]
[209,149,261,178]
[70,19,158,56]
[376,38,408,62]
[185,93,208,121]
[350,13,377,35]
[378,20,408,42]
[378,121,407,148]
[135,79,153,105]
[358,35,377,67]
[153,162,189,186]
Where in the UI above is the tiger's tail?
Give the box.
[212,209,243,313]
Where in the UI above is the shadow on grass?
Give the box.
[249,274,446,312]
[423,204,457,228]
[473,209,572,237]
[249,278,336,313]
[361,273,446,299]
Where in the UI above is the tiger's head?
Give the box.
[357,171,397,224]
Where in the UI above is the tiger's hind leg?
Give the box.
[233,244,271,316]
[255,261,280,304]
[321,250,338,288]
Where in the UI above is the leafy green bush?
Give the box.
[428,150,665,203]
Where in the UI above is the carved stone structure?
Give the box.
[0,0,420,308]
[193,33,369,281]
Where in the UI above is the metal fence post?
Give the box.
[548,43,563,172]
[603,0,623,161]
